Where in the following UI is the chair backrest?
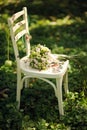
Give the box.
[8,7,31,64]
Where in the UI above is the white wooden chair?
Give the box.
[8,7,69,116]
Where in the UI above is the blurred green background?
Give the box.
[0,0,87,130]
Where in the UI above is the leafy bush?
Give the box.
[0,101,22,130]
[61,92,87,129]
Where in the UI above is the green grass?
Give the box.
[0,2,87,129]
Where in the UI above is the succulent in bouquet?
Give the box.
[29,44,52,70]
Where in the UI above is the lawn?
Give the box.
[0,0,87,130]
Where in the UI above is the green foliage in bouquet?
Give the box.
[29,44,51,70]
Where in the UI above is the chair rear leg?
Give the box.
[64,71,69,94]
[25,78,29,88]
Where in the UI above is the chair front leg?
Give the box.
[16,71,22,109]
[56,77,64,115]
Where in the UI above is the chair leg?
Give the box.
[25,78,29,88]
[64,71,69,94]
[16,86,21,109]
[16,73,21,109]
[56,77,64,115]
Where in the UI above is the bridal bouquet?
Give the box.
[29,44,52,70]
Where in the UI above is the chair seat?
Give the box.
[20,54,69,78]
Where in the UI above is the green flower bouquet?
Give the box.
[29,44,52,70]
